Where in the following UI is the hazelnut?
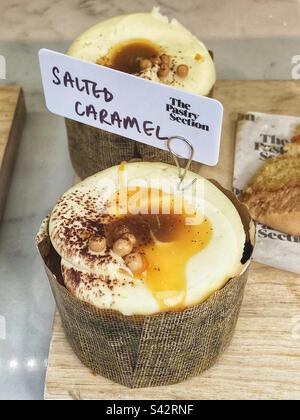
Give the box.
[139,58,152,71]
[77,230,91,240]
[122,233,137,246]
[158,63,169,78]
[88,235,107,253]
[124,252,146,274]
[160,54,170,66]
[176,64,189,78]
[113,238,133,257]
[151,55,162,66]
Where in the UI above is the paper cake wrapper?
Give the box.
[37,181,255,388]
[66,72,214,179]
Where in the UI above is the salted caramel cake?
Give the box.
[67,8,216,96]
[49,163,247,316]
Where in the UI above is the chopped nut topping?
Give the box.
[113,238,133,257]
[122,233,137,246]
[139,58,152,71]
[77,230,91,240]
[151,55,162,66]
[124,252,146,274]
[158,63,170,78]
[88,235,107,253]
[160,54,170,66]
[176,64,189,78]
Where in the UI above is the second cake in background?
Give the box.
[66,8,216,179]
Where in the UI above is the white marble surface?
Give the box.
[1,0,300,41]
[0,0,299,400]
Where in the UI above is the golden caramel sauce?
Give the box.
[106,167,213,311]
[106,211,212,311]
[140,214,212,311]
[98,39,161,74]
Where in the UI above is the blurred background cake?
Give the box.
[68,7,215,96]
[66,8,216,179]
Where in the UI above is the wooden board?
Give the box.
[0,85,26,221]
[44,80,300,400]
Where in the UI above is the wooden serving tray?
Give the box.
[0,85,26,221]
[44,80,300,400]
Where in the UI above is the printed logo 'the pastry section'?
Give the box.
[166,97,209,131]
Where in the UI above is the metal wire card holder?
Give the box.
[167,136,197,190]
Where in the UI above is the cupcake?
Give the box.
[66,8,216,179]
[37,162,255,388]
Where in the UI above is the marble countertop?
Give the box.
[0,0,299,400]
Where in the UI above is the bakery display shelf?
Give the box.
[0,85,26,222]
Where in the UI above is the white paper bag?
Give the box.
[233,111,300,274]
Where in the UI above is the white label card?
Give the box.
[39,48,223,165]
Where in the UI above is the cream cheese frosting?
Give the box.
[67,8,216,96]
[49,163,247,316]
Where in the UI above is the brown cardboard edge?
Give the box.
[0,87,26,222]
